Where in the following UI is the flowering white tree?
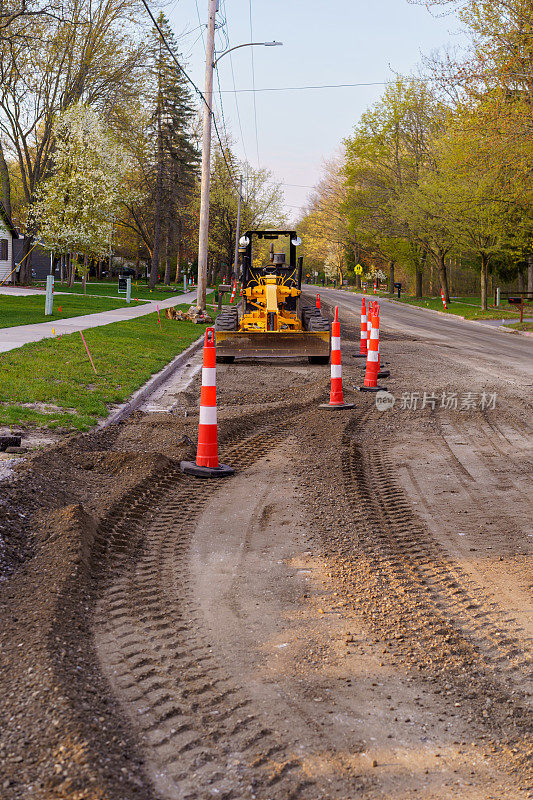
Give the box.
[31,103,132,284]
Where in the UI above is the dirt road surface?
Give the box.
[0,293,531,799]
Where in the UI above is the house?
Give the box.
[13,236,53,281]
[0,203,19,283]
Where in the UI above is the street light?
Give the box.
[195,0,283,311]
[213,41,283,68]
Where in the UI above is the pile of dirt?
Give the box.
[0,422,198,799]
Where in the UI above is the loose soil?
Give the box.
[0,299,531,799]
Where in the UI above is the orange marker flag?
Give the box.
[79,331,97,374]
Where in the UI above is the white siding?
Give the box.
[0,222,13,281]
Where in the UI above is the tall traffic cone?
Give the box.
[229,279,237,304]
[320,306,355,410]
[316,293,321,310]
[440,290,447,310]
[357,301,389,377]
[353,296,368,358]
[180,328,234,478]
[358,304,388,392]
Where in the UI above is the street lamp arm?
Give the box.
[213,41,282,68]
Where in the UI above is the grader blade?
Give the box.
[215,330,330,360]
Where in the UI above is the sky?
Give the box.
[167,0,465,221]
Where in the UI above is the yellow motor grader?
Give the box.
[214,230,330,363]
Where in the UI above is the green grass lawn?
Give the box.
[36,280,187,302]
[0,293,151,328]
[0,305,208,431]
[383,293,530,320]
[502,321,533,332]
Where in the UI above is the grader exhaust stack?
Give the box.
[215,230,331,363]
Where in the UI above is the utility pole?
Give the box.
[233,175,243,279]
[196,0,217,311]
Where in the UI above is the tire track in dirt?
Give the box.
[332,412,532,779]
[93,403,321,800]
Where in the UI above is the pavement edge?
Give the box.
[100,334,204,429]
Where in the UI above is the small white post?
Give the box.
[126,277,131,304]
[184,275,187,294]
[45,275,54,315]
[496,287,500,307]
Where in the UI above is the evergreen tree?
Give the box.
[148,13,199,287]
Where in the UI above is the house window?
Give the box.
[0,239,8,261]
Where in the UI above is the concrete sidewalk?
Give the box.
[0,289,204,353]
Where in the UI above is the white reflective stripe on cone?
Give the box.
[367,350,379,362]
[199,405,217,425]
[202,367,216,386]
[331,364,342,378]
[331,337,341,350]
[360,331,367,339]
[370,328,379,339]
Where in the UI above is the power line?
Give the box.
[215,63,231,149]
[139,0,239,191]
[194,0,206,54]
[221,0,248,167]
[219,81,388,93]
[248,0,260,166]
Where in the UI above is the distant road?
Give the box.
[303,286,533,383]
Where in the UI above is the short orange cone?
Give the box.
[353,296,368,358]
[180,328,234,478]
[358,304,387,393]
[320,306,355,410]
[316,293,321,310]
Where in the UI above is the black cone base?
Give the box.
[378,370,390,379]
[357,385,388,393]
[180,460,235,478]
[352,353,367,358]
[319,402,356,410]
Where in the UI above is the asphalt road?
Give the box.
[304,286,533,384]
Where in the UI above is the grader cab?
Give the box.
[215,230,330,363]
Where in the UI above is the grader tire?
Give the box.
[307,315,330,363]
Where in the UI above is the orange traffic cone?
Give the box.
[320,306,355,410]
[358,304,387,392]
[316,293,321,310]
[353,296,368,358]
[440,290,447,310]
[180,328,234,478]
[230,279,236,304]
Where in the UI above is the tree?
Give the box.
[117,13,200,288]
[298,155,352,285]
[0,0,145,281]
[344,78,446,296]
[31,103,132,286]
[207,141,286,278]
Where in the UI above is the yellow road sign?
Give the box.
[354,263,363,275]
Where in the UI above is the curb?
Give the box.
[100,334,204,428]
